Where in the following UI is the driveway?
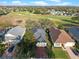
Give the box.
[2,45,16,59]
[66,47,79,59]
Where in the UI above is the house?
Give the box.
[33,28,48,58]
[48,9,66,16]
[34,28,46,42]
[0,28,5,37]
[68,27,79,43]
[49,27,75,48]
[4,26,26,44]
[0,28,6,40]
[72,13,79,16]
[33,28,47,47]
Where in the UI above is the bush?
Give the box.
[0,43,5,56]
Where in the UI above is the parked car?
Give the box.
[71,48,79,56]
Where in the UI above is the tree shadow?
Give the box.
[46,47,55,59]
[45,28,53,46]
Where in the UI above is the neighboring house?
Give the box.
[34,28,46,42]
[68,27,79,43]
[48,9,66,16]
[72,13,79,16]
[4,26,26,44]
[33,28,48,58]
[0,29,5,37]
[33,28,47,47]
[49,27,75,48]
[0,28,6,40]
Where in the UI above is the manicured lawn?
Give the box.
[1,11,79,28]
[45,37,69,59]
[9,12,79,26]
[52,48,69,59]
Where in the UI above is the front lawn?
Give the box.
[52,48,69,59]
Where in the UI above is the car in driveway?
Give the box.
[3,45,16,59]
[71,48,79,56]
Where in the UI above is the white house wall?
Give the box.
[54,43,62,47]
[5,35,16,41]
[64,42,75,47]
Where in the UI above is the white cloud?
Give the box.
[50,0,62,2]
[11,1,48,6]
[31,1,48,6]
[0,0,78,6]
[56,2,72,6]
[11,0,28,6]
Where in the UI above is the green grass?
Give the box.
[2,11,79,28]
[52,48,69,59]
[8,12,72,20]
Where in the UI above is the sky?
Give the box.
[0,0,79,6]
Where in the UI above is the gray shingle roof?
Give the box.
[6,26,26,39]
[34,29,46,42]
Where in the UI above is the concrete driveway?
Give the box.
[66,47,79,59]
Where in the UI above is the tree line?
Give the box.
[0,6,79,15]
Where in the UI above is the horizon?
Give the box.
[0,0,79,6]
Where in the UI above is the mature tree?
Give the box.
[25,19,38,30]
[21,31,35,57]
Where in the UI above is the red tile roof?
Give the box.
[49,27,74,43]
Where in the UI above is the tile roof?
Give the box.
[49,27,74,43]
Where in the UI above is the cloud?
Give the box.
[0,1,48,6]
[31,1,48,6]
[0,0,78,6]
[11,0,48,6]
[56,2,72,6]
[50,0,62,2]
[11,0,28,5]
